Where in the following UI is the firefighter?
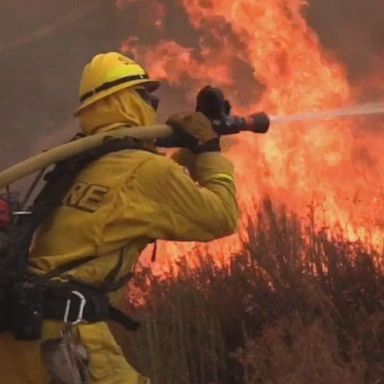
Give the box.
[0,52,238,383]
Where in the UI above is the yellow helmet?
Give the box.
[74,52,160,116]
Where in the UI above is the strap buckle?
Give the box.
[63,290,86,325]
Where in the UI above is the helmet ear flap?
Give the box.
[196,86,231,121]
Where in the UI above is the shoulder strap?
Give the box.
[17,137,154,276]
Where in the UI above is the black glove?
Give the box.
[196,85,231,124]
[156,85,231,151]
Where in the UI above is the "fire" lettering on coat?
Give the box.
[63,182,110,212]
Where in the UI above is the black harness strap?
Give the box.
[108,306,140,331]
[25,136,155,278]
[21,137,157,330]
[102,249,135,292]
[41,256,98,280]
[103,250,125,289]
[26,138,153,277]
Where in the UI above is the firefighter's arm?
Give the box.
[171,148,196,173]
[138,150,238,242]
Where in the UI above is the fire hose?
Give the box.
[0,86,270,190]
[0,112,269,190]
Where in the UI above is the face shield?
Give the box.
[134,87,160,112]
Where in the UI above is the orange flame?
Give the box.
[119,0,384,269]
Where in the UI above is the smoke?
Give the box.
[305,0,384,140]
[0,0,124,169]
[307,0,384,87]
[0,2,104,56]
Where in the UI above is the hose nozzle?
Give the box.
[241,112,270,133]
[213,112,270,135]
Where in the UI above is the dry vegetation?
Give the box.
[113,200,384,384]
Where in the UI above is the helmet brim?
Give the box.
[74,79,160,116]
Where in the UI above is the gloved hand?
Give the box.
[196,85,231,121]
[159,112,220,153]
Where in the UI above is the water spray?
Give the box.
[268,101,384,125]
[197,86,384,136]
[217,101,384,137]
[221,101,384,136]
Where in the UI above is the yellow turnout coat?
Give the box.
[0,88,238,383]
